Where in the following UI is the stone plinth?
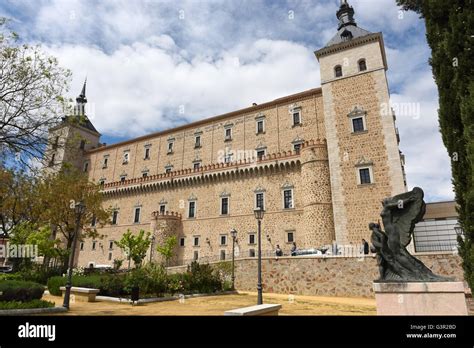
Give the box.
[373,281,468,316]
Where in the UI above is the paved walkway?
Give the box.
[42,292,376,316]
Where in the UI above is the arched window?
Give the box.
[358,59,367,72]
[334,65,342,78]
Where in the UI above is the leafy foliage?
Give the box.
[0,280,45,301]
[0,17,72,169]
[115,229,151,269]
[156,235,177,266]
[397,0,474,289]
[0,299,54,310]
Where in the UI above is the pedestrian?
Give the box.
[275,244,283,257]
[291,242,297,256]
[362,238,369,255]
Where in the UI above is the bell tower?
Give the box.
[44,79,101,175]
[315,1,406,244]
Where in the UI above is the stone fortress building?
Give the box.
[44,1,407,267]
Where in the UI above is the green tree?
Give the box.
[0,168,41,236]
[397,0,474,289]
[115,229,151,270]
[0,18,72,169]
[156,236,177,267]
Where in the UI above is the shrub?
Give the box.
[47,275,102,296]
[0,280,45,302]
[19,267,63,285]
[0,299,54,310]
[0,273,22,281]
[125,263,167,297]
[47,274,126,297]
[167,272,191,295]
[186,262,223,294]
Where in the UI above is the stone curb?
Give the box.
[0,306,68,316]
[96,290,238,304]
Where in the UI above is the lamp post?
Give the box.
[63,201,85,309]
[254,207,265,305]
[149,235,156,263]
[230,228,237,290]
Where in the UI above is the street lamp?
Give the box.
[63,201,85,309]
[230,228,238,290]
[454,224,464,240]
[253,207,265,305]
[149,235,156,263]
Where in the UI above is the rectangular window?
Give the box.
[92,241,97,251]
[359,168,371,184]
[220,235,227,246]
[80,242,84,251]
[293,144,301,154]
[80,140,86,150]
[287,232,294,243]
[168,142,174,153]
[249,249,256,257]
[142,172,148,178]
[257,150,265,160]
[293,111,301,126]
[256,192,265,210]
[109,241,114,250]
[224,154,232,163]
[194,162,200,170]
[256,120,264,134]
[188,201,196,218]
[91,215,96,227]
[352,117,365,132]
[123,152,129,164]
[193,251,199,261]
[144,148,150,160]
[193,236,199,246]
[112,210,118,225]
[83,162,89,172]
[283,189,293,209]
[159,205,166,214]
[120,176,126,183]
[165,167,172,173]
[103,157,108,168]
[249,234,255,245]
[221,197,229,215]
[108,252,112,261]
[195,136,201,148]
[99,179,105,187]
[180,238,185,247]
[220,250,226,260]
[134,207,141,223]
[225,128,232,140]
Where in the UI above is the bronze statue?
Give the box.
[369,187,450,282]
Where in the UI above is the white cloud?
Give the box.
[46,38,320,137]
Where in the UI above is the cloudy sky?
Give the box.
[0,0,454,202]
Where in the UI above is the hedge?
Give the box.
[47,274,126,297]
[0,299,54,310]
[0,280,45,302]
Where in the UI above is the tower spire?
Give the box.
[336,0,357,30]
[74,78,87,115]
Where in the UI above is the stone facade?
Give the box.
[168,253,465,299]
[44,2,408,268]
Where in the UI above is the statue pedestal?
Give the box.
[373,282,468,315]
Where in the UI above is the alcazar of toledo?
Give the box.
[44,1,408,268]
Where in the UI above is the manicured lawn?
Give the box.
[41,291,376,316]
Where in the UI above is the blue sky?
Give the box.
[0,0,454,202]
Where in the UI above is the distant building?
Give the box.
[413,201,461,253]
[0,233,8,266]
[44,1,408,267]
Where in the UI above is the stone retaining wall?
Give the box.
[168,252,465,298]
